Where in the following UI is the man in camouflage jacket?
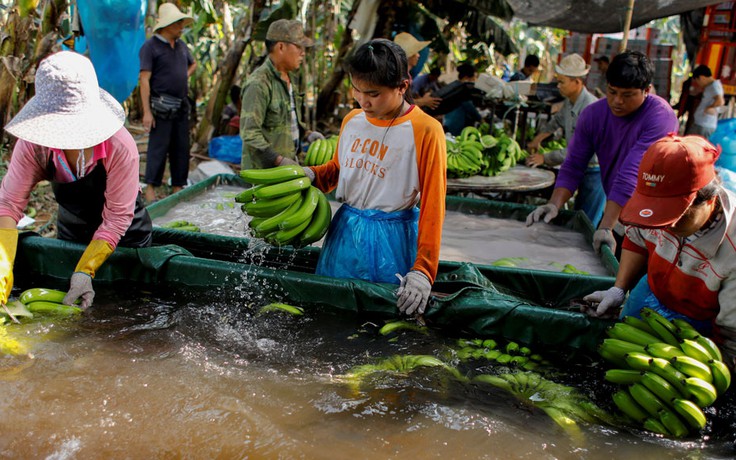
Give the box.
[240,19,316,170]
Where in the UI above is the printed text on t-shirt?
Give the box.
[344,136,388,178]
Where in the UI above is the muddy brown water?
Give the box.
[0,285,734,459]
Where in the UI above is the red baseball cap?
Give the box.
[620,134,720,228]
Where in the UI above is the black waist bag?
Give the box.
[151,93,183,120]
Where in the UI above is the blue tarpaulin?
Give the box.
[208,135,243,164]
[76,0,147,103]
[711,118,736,172]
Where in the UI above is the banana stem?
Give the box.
[1,303,20,324]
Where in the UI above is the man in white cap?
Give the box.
[525,53,605,227]
[240,19,322,170]
[139,3,196,203]
[0,51,152,310]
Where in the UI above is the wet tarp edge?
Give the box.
[14,235,613,350]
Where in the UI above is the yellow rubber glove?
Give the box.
[73,239,114,278]
[0,228,18,304]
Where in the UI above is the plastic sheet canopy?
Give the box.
[505,0,723,33]
[76,0,147,103]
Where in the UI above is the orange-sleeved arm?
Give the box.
[310,110,361,193]
[412,113,447,283]
[310,147,340,193]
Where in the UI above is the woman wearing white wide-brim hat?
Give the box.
[0,51,152,310]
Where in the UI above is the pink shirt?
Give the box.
[0,127,141,249]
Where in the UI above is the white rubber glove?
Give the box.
[303,167,315,182]
[525,203,559,226]
[63,272,95,309]
[307,131,325,143]
[593,228,616,254]
[396,271,432,316]
[582,286,626,318]
[279,157,298,166]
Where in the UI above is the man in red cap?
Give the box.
[582,134,736,363]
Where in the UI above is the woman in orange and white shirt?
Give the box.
[304,39,446,316]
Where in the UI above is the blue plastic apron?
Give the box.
[620,275,713,335]
[316,204,418,284]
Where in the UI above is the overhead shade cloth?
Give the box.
[505,0,722,33]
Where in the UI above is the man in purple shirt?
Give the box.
[526,51,678,255]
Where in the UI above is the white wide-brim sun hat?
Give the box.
[154,3,194,31]
[555,53,590,78]
[5,50,125,150]
[393,32,431,57]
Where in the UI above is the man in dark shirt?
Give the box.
[443,63,483,136]
[139,3,197,203]
[509,55,540,82]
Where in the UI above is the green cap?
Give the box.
[266,19,314,47]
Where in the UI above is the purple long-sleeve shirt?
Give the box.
[555,94,678,207]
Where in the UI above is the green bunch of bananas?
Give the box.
[538,138,567,154]
[1,288,82,355]
[598,308,731,438]
[16,287,82,316]
[473,371,613,440]
[445,126,529,178]
[446,126,494,178]
[453,337,548,371]
[2,287,80,328]
[339,354,466,393]
[238,165,332,247]
[479,132,526,177]
[303,136,338,166]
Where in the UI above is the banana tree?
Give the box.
[0,0,68,145]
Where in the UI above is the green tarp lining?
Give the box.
[147,174,619,279]
[14,234,614,350]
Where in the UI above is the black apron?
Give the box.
[48,158,152,248]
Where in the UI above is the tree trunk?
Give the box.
[191,0,265,154]
[192,18,252,152]
[191,33,249,152]
[315,0,364,127]
[0,10,28,136]
[39,0,66,37]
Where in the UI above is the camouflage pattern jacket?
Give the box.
[239,57,305,169]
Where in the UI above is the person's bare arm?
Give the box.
[139,70,154,132]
